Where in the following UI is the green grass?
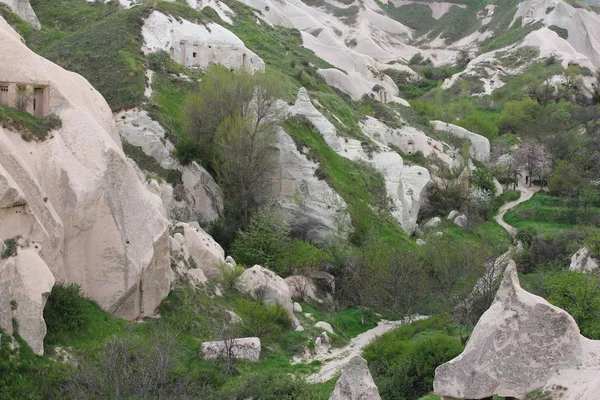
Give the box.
[504,191,600,236]
[301,303,383,340]
[283,117,412,246]
[0,105,61,141]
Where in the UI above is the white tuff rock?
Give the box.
[236,265,294,316]
[453,214,468,228]
[0,0,40,29]
[423,217,441,230]
[315,321,335,335]
[201,337,261,362]
[431,121,490,163]
[569,247,599,273]
[0,18,173,326]
[329,356,381,400]
[174,222,225,279]
[434,260,600,400]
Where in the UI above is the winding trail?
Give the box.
[494,183,539,237]
[301,184,540,383]
[304,317,426,383]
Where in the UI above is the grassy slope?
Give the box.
[504,191,600,235]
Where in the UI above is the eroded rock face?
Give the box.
[173,222,225,280]
[289,88,430,234]
[201,337,261,362]
[0,19,172,328]
[142,11,265,73]
[273,128,349,241]
[0,0,40,29]
[431,121,490,163]
[434,260,600,400]
[329,356,381,400]
[569,247,599,273]
[236,265,294,316]
[0,244,54,355]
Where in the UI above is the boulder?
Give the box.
[236,265,294,315]
[293,302,303,313]
[569,247,598,273]
[186,269,208,286]
[285,275,318,302]
[447,210,459,220]
[423,217,441,229]
[315,321,335,335]
[329,356,381,400]
[174,222,225,279]
[0,244,54,355]
[225,255,236,267]
[315,331,331,355]
[416,239,426,246]
[453,214,467,228]
[201,337,261,362]
[434,260,600,400]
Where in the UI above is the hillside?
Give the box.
[0,0,599,399]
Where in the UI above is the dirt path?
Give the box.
[494,183,539,237]
[304,317,426,383]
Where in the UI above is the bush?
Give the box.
[2,238,17,259]
[275,239,332,276]
[236,298,292,338]
[229,206,291,269]
[209,371,321,400]
[516,226,539,247]
[470,166,497,197]
[44,283,90,346]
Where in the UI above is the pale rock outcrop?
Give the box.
[360,116,452,166]
[329,356,381,400]
[0,0,40,29]
[416,238,426,246]
[289,88,430,234]
[0,243,54,355]
[431,121,490,163]
[236,265,294,316]
[225,255,236,267]
[285,275,318,302]
[315,331,331,355]
[273,128,349,241]
[434,260,600,400]
[453,214,468,228]
[201,337,261,362]
[181,162,223,222]
[569,247,599,273]
[423,217,441,230]
[142,11,264,73]
[293,302,303,313]
[315,321,334,335]
[0,18,172,324]
[174,222,225,279]
[447,210,459,220]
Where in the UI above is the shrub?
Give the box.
[236,298,291,338]
[44,283,90,346]
[275,239,332,276]
[516,226,539,247]
[2,238,17,259]
[221,264,245,291]
[209,371,320,400]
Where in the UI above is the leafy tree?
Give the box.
[229,205,291,269]
[516,139,552,187]
[543,271,600,339]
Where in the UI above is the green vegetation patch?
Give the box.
[0,105,61,141]
[122,141,182,185]
[283,116,410,245]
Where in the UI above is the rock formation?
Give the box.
[172,222,225,280]
[236,265,294,316]
[329,356,382,400]
[0,0,40,29]
[201,337,261,362]
[569,247,599,273]
[430,121,490,163]
[434,260,600,400]
[0,242,54,355]
[273,128,349,241]
[289,88,430,234]
[0,18,173,350]
[142,11,265,73]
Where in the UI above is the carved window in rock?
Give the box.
[0,86,8,106]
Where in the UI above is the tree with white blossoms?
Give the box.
[464,187,492,230]
[516,139,552,187]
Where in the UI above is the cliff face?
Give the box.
[0,17,173,352]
